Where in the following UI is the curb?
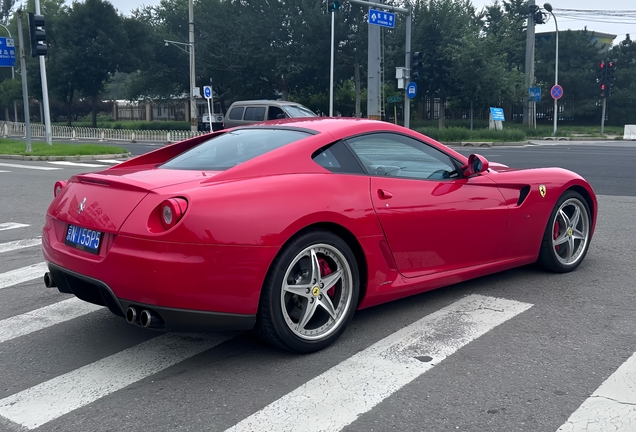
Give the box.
[0,153,132,161]
[444,141,529,147]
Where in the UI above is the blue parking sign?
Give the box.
[0,37,16,67]
[406,82,417,99]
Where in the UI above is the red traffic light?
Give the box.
[599,61,605,68]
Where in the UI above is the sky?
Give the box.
[109,0,635,43]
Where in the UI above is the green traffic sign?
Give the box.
[387,96,402,103]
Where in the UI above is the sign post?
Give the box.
[489,107,505,130]
[550,84,563,136]
[203,85,213,132]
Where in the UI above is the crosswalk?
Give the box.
[0,159,122,173]
[0,220,634,431]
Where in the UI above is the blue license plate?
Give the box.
[64,224,102,254]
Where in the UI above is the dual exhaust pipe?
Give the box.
[126,306,163,329]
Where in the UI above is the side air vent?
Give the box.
[517,186,531,206]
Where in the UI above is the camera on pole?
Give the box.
[28,13,47,57]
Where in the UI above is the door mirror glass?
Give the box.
[464,154,490,176]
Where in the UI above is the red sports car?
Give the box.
[42,118,597,353]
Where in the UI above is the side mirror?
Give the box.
[463,154,490,177]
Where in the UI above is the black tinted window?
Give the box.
[244,107,265,121]
[312,141,365,174]
[228,107,244,120]
[161,129,310,171]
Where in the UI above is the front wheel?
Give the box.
[538,190,592,273]
[255,230,359,353]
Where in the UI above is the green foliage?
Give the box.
[53,120,190,130]
[0,78,21,108]
[0,139,127,155]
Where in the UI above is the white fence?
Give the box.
[1,121,206,143]
[624,125,636,141]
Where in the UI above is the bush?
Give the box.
[415,126,526,142]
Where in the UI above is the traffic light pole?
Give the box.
[600,97,606,134]
[34,0,52,145]
[16,10,31,152]
[329,11,334,117]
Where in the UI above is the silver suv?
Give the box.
[223,100,317,128]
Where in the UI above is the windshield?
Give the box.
[160,128,311,171]
[283,105,317,118]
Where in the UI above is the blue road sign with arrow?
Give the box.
[406,82,417,99]
[203,86,212,99]
[368,9,395,29]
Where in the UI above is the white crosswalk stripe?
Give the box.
[0,169,10,173]
[0,297,102,343]
[0,238,41,254]
[226,294,533,432]
[556,351,636,431]
[0,162,62,171]
[0,262,48,290]
[0,222,29,231]
[0,332,237,429]
[95,159,123,164]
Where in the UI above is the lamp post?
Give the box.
[164,39,196,130]
[544,3,558,137]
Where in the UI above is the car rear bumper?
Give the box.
[48,262,256,332]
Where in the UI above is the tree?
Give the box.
[58,0,129,127]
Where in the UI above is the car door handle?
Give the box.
[377,189,393,200]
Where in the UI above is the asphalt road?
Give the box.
[0,141,635,431]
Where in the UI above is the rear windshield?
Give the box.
[283,105,317,118]
[160,128,311,171]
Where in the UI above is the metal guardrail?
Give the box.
[0,121,206,143]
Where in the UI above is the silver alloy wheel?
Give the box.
[280,243,353,341]
[551,197,590,266]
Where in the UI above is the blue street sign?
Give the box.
[550,84,563,100]
[406,82,417,99]
[490,107,505,121]
[368,9,395,29]
[0,37,16,67]
[529,87,541,102]
[203,86,212,99]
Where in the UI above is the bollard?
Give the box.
[131,132,136,143]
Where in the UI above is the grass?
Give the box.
[416,126,526,142]
[0,139,128,156]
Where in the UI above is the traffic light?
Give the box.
[534,9,546,24]
[411,51,423,80]
[599,83,606,98]
[327,0,339,12]
[28,13,47,57]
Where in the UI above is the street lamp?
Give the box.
[544,2,558,137]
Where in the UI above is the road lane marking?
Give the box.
[0,170,9,173]
[0,262,48,290]
[0,332,237,429]
[225,294,533,432]
[0,298,102,343]
[47,161,107,168]
[0,238,41,254]
[95,159,122,164]
[556,350,636,431]
[0,163,61,171]
[0,222,29,231]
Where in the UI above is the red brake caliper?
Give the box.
[318,258,335,297]
[553,220,560,251]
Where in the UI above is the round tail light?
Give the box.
[160,198,188,230]
[54,181,67,197]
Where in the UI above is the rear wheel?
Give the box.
[538,190,591,273]
[255,230,359,353]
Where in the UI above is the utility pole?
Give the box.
[404,9,411,129]
[524,0,536,128]
[16,10,31,152]
[34,0,52,145]
[188,0,197,132]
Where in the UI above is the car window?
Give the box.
[160,129,310,171]
[268,106,287,120]
[228,107,244,120]
[312,141,365,175]
[244,107,266,121]
[282,105,317,117]
[346,133,459,180]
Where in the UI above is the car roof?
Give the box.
[239,117,396,134]
[228,100,306,107]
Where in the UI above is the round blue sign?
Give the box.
[550,84,563,100]
[203,86,212,99]
[406,82,417,99]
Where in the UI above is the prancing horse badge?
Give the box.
[538,185,546,198]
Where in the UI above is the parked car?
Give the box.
[223,100,317,128]
[43,118,597,353]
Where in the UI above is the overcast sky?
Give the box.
[109,0,635,43]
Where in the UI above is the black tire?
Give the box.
[255,229,360,353]
[538,190,592,273]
